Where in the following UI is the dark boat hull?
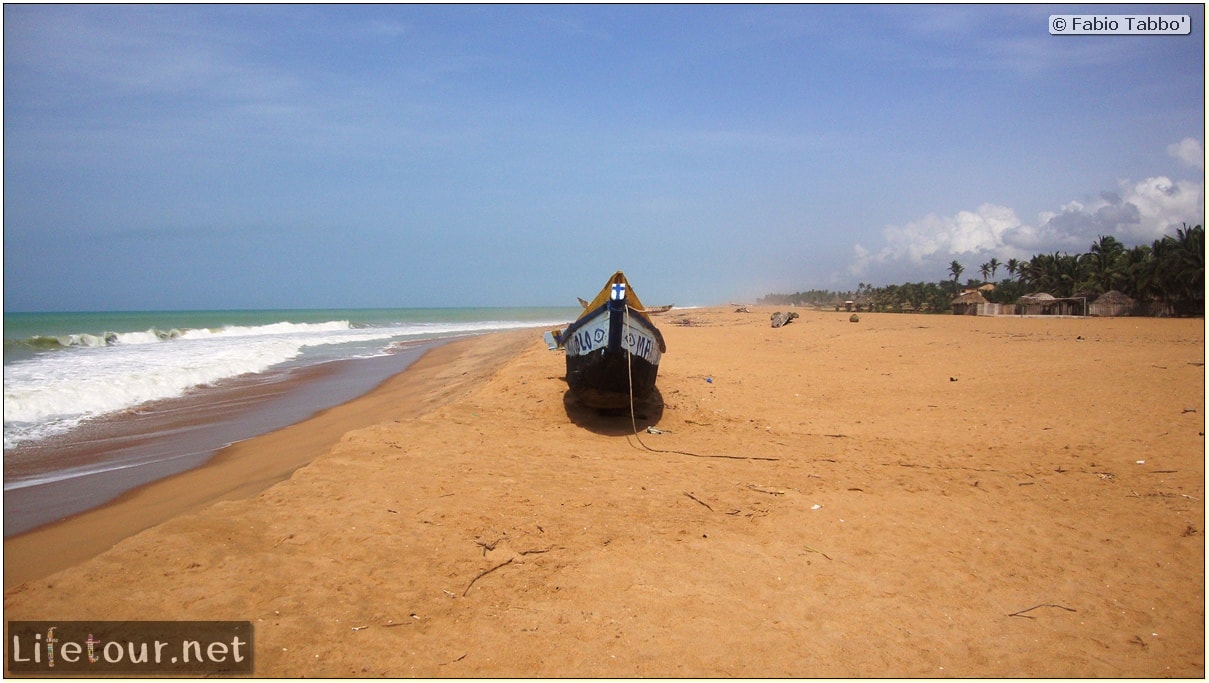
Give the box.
[562,290,664,410]
[566,345,660,409]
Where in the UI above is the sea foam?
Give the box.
[4,321,394,448]
[3,316,565,449]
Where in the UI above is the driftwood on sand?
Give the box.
[770,311,799,328]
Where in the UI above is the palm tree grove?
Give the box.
[760,224,1205,317]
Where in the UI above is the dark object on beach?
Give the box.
[552,271,666,409]
[849,314,860,323]
[770,311,799,328]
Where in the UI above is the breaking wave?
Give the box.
[3,316,566,449]
[5,320,353,353]
[3,320,385,448]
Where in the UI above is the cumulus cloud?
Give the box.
[1168,137,1204,170]
[849,203,1041,277]
[1039,176,1204,243]
[848,142,1204,280]
[888,203,1031,259]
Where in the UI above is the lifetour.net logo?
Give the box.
[6,621,253,675]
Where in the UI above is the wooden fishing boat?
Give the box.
[578,297,673,314]
[554,271,666,409]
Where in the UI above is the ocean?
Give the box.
[3,308,577,533]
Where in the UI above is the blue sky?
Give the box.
[3,4,1204,311]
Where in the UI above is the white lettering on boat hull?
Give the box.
[564,310,661,365]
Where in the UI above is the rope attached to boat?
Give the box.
[622,305,779,462]
[623,304,654,450]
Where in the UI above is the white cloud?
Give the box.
[1168,138,1204,170]
[850,171,1204,281]
[848,243,883,277]
[876,203,1037,265]
[1038,176,1204,242]
[852,142,1205,281]
[845,203,1034,277]
[1122,176,1204,237]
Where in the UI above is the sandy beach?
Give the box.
[4,306,1204,677]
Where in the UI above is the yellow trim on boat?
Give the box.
[580,271,653,322]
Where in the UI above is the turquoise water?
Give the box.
[4,308,577,363]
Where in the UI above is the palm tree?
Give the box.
[1006,258,1021,281]
[757,226,1202,317]
[1020,252,1082,297]
[948,261,964,292]
[1146,235,1181,312]
[1154,224,1206,314]
[1081,234,1126,294]
[1053,252,1083,297]
[1019,254,1048,292]
[1119,244,1153,301]
[1173,224,1204,308]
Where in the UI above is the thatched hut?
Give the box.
[1018,292,1056,315]
[1019,292,1085,316]
[1089,290,1137,317]
[951,290,988,315]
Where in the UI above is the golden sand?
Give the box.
[5,307,1204,676]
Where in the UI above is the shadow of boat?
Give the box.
[562,387,664,436]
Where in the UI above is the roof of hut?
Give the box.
[1095,289,1135,304]
[952,290,988,304]
[1019,292,1056,303]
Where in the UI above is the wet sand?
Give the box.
[3,332,528,590]
[4,341,438,536]
[4,308,1204,677]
